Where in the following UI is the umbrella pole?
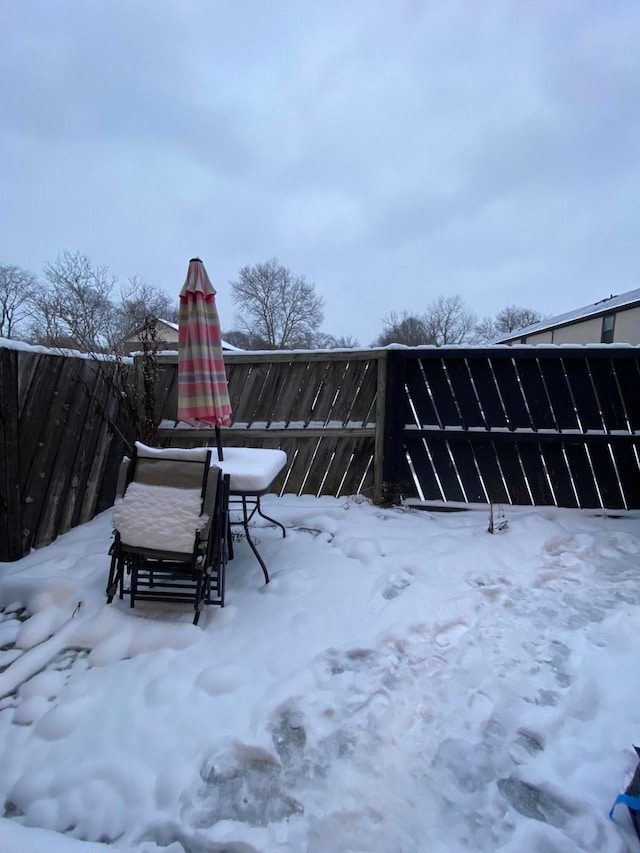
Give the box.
[216,425,223,461]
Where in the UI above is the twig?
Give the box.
[0,602,89,701]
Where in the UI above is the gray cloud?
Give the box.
[1,0,639,344]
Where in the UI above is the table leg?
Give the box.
[241,496,270,585]
[255,496,286,538]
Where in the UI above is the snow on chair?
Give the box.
[106,442,230,625]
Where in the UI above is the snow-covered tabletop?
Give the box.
[213,447,287,494]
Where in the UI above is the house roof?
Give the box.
[496,286,640,342]
[127,318,242,352]
[125,318,178,339]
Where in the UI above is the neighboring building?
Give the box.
[122,318,240,355]
[496,288,640,345]
[123,318,179,355]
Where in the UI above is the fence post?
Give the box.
[373,353,387,504]
[0,348,22,561]
[380,349,406,504]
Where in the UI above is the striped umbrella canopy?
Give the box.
[177,258,232,429]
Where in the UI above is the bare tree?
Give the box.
[222,329,269,350]
[224,328,360,351]
[316,333,360,349]
[373,311,429,346]
[23,250,165,447]
[230,258,324,349]
[495,305,542,334]
[474,315,500,344]
[373,298,477,347]
[422,295,477,345]
[474,305,543,343]
[114,275,179,350]
[0,264,38,339]
[29,250,117,352]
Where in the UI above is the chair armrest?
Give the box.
[200,466,221,540]
[115,456,132,499]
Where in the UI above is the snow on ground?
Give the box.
[1,495,640,851]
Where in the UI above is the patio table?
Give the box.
[212,447,287,583]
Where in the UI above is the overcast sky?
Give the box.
[2,0,639,345]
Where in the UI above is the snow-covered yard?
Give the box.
[1,495,640,852]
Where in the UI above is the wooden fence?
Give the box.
[3,343,640,563]
[155,349,384,500]
[156,345,640,511]
[0,346,134,562]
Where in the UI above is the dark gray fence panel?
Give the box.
[0,348,21,562]
[1,347,134,561]
[384,347,640,510]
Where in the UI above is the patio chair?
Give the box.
[106,443,230,624]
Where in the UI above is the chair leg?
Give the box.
[119,555,129,599]
[106,551,117,603]
[130,560,138,608]
[193,570,207,624]
[107,552,125,603]
[227,517,234,561]
[220,535,227,607]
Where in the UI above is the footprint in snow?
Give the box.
[434,621,468,648]
[381,571,413,600]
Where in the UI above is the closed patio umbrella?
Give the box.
[177,258,231,459]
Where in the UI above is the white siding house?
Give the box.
[496,288,640,345]
[123,319,239,355]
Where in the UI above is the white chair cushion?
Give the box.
[113,482,208,553]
